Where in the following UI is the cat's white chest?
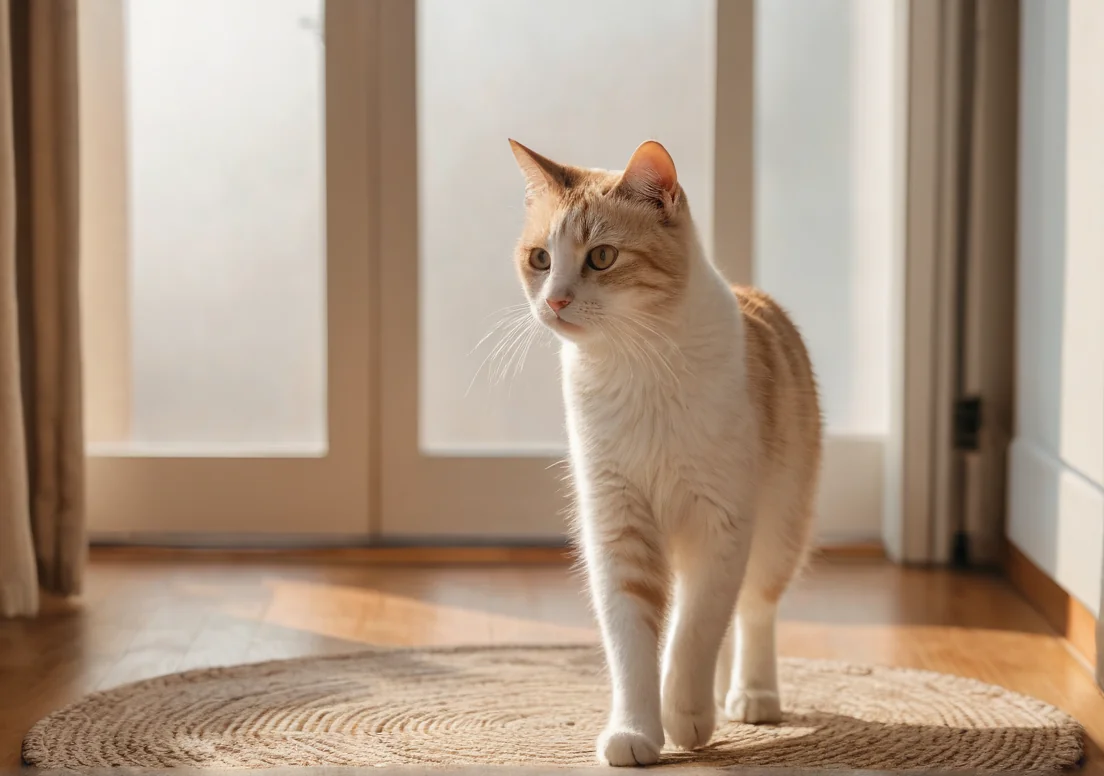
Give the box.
[566,360,733,471]
[561,342,756,528]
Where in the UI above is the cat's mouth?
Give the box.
[549,316,585,335]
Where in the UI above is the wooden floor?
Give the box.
[1,550,1101,771]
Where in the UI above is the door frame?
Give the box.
[889,0,1023,566]
[886,0,969,564]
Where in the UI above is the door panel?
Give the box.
[379,0,725,540]
[378,0,905,543]
[80,0,374,537]
[415,0,718,456]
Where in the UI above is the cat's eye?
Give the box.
[529,248,551,271]
[586,245,619,271]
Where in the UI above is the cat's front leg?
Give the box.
[661,498,751,751]
[581,489,669,767]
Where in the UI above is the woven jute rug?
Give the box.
[24,645,1082,771]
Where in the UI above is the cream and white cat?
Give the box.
[509,139,822,766]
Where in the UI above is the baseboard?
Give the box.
[1006,437,1103,616]
[89,541,886,566]
[817,542,886,560]
[89,544,575,566]
[1005,540,1097,669]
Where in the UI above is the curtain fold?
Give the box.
[0,0,86,618]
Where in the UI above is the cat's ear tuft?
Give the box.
[614,140,680,212]
[509,139,568,202]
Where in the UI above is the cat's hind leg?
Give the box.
[721,494,814,724]
[714,622,735,709]
[725,587,783,723]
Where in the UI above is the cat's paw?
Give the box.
[725,689,782,724]
[662,703,715,751]
[597,728,662,767]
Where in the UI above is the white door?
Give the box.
[1007,0,1104,617]
[79,1,375,539]
[376,0,906,543]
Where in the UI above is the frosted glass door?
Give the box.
[377,0,727,540]
[80,0,374,538]
[752,0,904,541]
[125,0,327,452]
[417,0,717,455]
[378,0,906,542]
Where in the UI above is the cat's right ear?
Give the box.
[509,139,568,203]
[613,140,680,214]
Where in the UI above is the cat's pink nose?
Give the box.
[546,296,572,313]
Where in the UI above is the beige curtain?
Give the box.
[0,0,85,618]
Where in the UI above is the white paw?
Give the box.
[662,704,715,751]
[725,689,782,724]
[597,728,662,767]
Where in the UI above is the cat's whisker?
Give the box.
[468,308,531,357]
[628,315,680,356]
[615,317,677,387]
[513,321,542,381]
[545,457,570,471]
[619,311,677,353]
[488,330,526,386]
[490,317,541,387]
[478,302,531,326]
[621,314,688,386]
[595,318,635,381]
[465,313,533,397]
[500,324,539,392]
[621,324,662,384]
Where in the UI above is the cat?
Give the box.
[508,139,822,766]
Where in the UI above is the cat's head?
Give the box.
[509,140,695,345]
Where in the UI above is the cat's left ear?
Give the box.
[613,140,680,213]
[509,139,569,203]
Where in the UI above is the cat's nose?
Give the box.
[546,295,573,313]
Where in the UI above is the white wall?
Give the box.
[1010,0,1104,615]
[126,0,327,450]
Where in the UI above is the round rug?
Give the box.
[24,645,1082,770]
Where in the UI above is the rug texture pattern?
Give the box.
[24,645,1082,770]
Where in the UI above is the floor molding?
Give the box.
[89,544,575,566]
[1006,438,1104,617]
[1005,540,1097,669]
[89,541,887,566]
[817,542,886,560]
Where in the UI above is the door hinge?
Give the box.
[953,396,982,451]
[951,530,971,567]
